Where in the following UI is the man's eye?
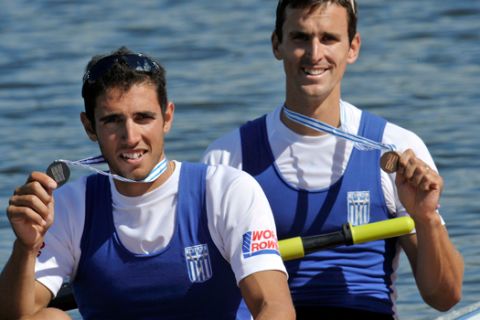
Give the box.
[293,34,309,41]
[102,116,120,124]
[137,113,155,121]
[322,34,338,43]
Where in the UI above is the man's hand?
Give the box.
[394,149,443,223]
[7,172,57,252]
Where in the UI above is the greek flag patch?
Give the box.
[347,191,370,226]
[184,244,212,283]
[242,229,280,258]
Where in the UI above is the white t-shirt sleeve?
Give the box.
[34,177,86,297]
[205,165,286,284]
[201,129,243,168]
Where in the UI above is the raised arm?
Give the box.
[239,270,295,320]
[395,149,463,311]
[0,172,69,319]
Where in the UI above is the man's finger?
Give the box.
[26,171,58,191]
[14,181,55,206]
[7,205,49,227]
[8,194,52,221]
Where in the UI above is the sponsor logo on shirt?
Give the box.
[184,244,212,283]
[347,191,370,226]
[242,229,280,258]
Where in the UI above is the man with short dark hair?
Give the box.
[0,47,295,320]
[203,1,463,318]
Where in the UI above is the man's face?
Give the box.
[272,3,360,107]
[83,82,173,182]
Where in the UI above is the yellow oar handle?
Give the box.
[278,216,415,261]
[278,237,304,261]
[350,216,415,244]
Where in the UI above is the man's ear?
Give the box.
[271,32,283,60]
[80,112,97,142]
[347,32,361,64]
[162,102,175,134]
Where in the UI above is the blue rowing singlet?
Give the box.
[240,111,398,315]
[73,162,243,319]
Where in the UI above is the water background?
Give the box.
[1,1,479,319]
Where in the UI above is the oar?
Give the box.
[279,216,415,261]
[49,216,415,311]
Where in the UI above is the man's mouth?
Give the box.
[303,67,327,76]
[121,151,145,160]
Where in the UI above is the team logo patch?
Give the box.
[242,229,280,258]
[184,244,212,283]
[347,191,370,226]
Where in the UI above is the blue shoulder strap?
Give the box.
[239,115,272,176]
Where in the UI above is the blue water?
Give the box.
[1,1,479,319]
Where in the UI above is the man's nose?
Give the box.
[122,119,140,144]
[306,39,324,62]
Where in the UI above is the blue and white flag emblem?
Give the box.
[347,191,370,226]
[184,244,212,283]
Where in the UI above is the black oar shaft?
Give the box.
[302,223,353,254]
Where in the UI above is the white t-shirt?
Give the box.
[35,161,286,296]
[202,100,439,217]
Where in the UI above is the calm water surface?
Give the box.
[1,1,479,319]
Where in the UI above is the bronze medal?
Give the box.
[380,151,400,173]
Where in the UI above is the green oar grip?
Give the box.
[350,216,415,244]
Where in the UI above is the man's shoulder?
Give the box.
[206,127,241,151]
[206,164,253,185]
[204,111,272,154]
[343,100,422,141]
[382,122,434,166]
[202,128,243,167]
[202,109,278,166]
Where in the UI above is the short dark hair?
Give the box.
[274,0,357,44]
[81,46,168,124]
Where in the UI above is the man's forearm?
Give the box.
[255,302,296,320]
[240,270,295,320]
[414,215,464,311]
[0,240,41,319]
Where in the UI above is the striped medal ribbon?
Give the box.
[46,156,168,187]
[282,106,402,173]
[282,106,396,152]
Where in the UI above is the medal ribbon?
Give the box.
[282,106,396,152]
[55,156,168,183]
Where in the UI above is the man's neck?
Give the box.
[113,160,176,197]
[282,95,341,136]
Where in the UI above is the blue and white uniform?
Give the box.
[35,161,286,319]
[202,101,440,316]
